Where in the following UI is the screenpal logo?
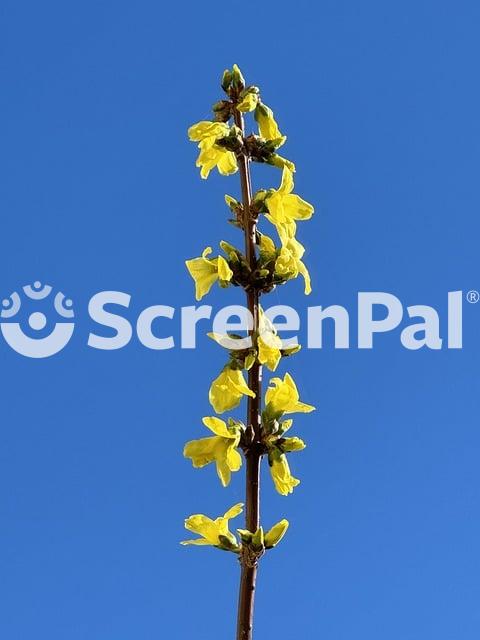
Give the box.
[0,284,469,358]
[1,281,75,358]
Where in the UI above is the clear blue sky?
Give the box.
[1,1,479,638]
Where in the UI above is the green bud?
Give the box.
[253,189,268,201]
[232,64,246,91]
[212,99,232,123]
[251,527,265,550]
[230,124,242,138]
[257,269,270,277]
[244,352,256,370]
[228,417,245,433]
[237,529,253,543]
[262,402,284,425]
[218,534,240,552]
[264,519,289,549]
[216,135,242,153]
[252,189,268,209]
[220,240,240,256]
[277,419,293,435]
[263,418,280,437]
[225,194,241,211]
[221,69,233,92]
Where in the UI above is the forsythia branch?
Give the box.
[183,64,315,640]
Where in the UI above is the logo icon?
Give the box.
[1,281,75,358]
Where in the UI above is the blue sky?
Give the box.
[1,1,480,638]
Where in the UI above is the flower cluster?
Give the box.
[181,503,289,552]
[183,65,315,564]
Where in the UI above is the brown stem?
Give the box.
[233,108,263,640]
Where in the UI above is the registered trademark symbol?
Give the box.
[466,290,479,304]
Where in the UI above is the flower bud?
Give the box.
[218,534,240,552]
[225,194,241,211]
[252,189,268,207]
[237,87,260,112]
[264,519,289,549]
[237,528,253,543]
[212,99,232,122]
[221,69,233,92]
[251,527,265,550]
[244,352,256,370]
[220,240,241,259]
[237,92,259,112]
[279,436,306,453]
[232,64,246,91]
[278,419,293,435]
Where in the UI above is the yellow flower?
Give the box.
[265,372,315,415]
[188,120,238,179]
[274,226,312,295]
[209,367,255,414]
[184,417,243,487]
[270,154,296,172]
[264,519,289,548]
[255,103,285,143]
[265,167,314,227]
[258,232,277,260]
[237,92,259,112]
[185,247,233,301]
[181,503,243,550]
[269,453,300,496]
[280,436,307,452]
[257,308,283,371]
[257,333,283,371]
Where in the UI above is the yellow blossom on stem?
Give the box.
[181,503,243,550]
[269,452,300,496]
[265,167,314,227]
[184,417,243,487]
[270,154,296,172]
[257,333,283,371]
[209,367,255,414]
[265,372,315,415]
[258,232,277,260]
[274,224,312,295]
[188,120,238,179]
[281,436,307,452]
[257,308,283,371]
[185,247,233,301]
[254,103,284,143]
[237,91,259,113]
